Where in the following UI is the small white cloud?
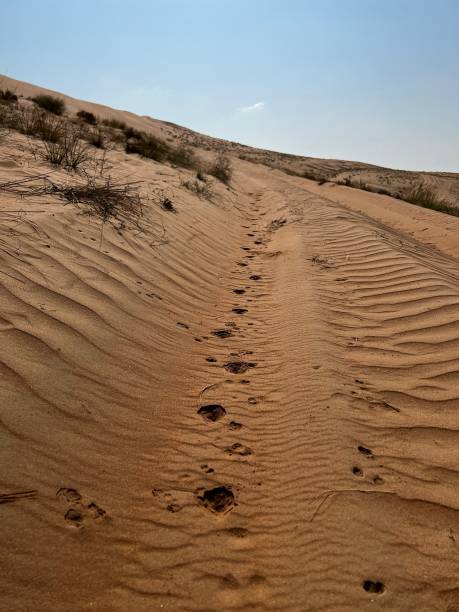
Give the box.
[238,101,265,113]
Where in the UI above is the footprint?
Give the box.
[176,321,189,329]
[250,275,262,281]
[196,486,235,514]
[212,329,233,338]
[352,466,363,477]
[229,421,242,430]
[248,397,257,404]
[233,289,246,295]
[225,443,252,456]
[206,357,217,363]
[198,404,226,422]
[57,488,107,528]
[358,445,374,458]
[232,308,248,315]
[224,361,256,374]
[362,580,385,595]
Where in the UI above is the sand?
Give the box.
[1,77,459,612]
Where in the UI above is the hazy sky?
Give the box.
[1,0,458,171]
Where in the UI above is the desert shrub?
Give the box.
[10,106,63,142]
[125,133,169,162]
[123,126,143,139]
[77,110,97,125]
[32,94,65,115]
[168,144,199,169]
[209,155,232,184]
[86,128,105,149]
[39,124,91,170]
[0,89,18,103]
[101,118,127,130]
[181,178,213,199]
[403,184,459,217]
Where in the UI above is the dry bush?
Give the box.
[0,89,18,103]
[168,144,199,169]
[77,110,97,125]
[38,123,92,170]
[209,154,232,184]
[181,178,214,199]
[125,133,169,162]
[32,94,65,115]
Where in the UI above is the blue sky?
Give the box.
[1,0,458,171]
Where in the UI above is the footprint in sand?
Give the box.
[196,486,235,514]
[57,488,107,528]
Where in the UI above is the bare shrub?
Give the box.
[181,178,214,199]
[38,124,92,170]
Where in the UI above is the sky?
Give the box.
[1,0,458,171]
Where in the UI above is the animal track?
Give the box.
[362,580,385,594]
[358,445,374,458]
[57,488,106,528]
[196,486,235,514]
[212,329,233,338]
[225,443,252,456]
[229,421,242,430]
[198,404,226,422]
[224,361,256,374]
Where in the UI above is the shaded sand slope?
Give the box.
[1,85,459,611]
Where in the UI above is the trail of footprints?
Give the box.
[193,199,265,515]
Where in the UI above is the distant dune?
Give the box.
[1,75,458,611]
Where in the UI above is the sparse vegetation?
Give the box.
[403,184,459,217]
[125,132,169,162]
[181,178,214,199]
[32,94,66,115]
[101,117,127,130]
[38,124,92,170]
[168,144,198,169]
[209,155,232,184]
[76,110,97,125]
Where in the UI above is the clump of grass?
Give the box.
[209,155,232,184]
[181,178,213,199]
[403,184,459,217]
[32,94,66,115]
[13,106,63,142]
[77,110,97,125]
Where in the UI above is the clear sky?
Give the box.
[1,0,458,171]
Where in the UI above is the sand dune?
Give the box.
[1,78,459,611]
